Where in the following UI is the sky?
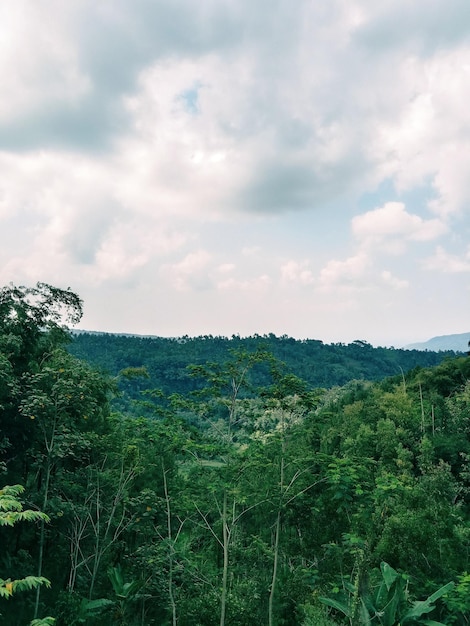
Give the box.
[1,0,470,347]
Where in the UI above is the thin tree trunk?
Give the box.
[163,462,178,626]
[268,508,281,626]
[88,460,136,599]
[419,382,425,433]
[220,491,229,626]
[269,416,285,626]
[34,420,56,619]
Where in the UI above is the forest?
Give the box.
[0,283,469,626]
[68,332,457,414]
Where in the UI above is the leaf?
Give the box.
[319,596,351,618]
[382,584,405,626]
[373,581,389,610]
[0,576,50,598]
[402,582,454,622]
[80,598,114,615]
[380,561,400,591]
[12,576,51,594]
[359,599,372,626]
[424,581,454,604]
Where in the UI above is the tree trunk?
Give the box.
[220,491,229,626]
[163,462,178,626]
[34,461,51,617]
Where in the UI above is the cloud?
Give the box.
[381,270,408,289]
[375,47,470,216]
[0,1,304,152]
[217,263,236,274]
[423,246,470,273]
[319,252,370,290]
[355,0,470,55]
[0,149,188,286]
[161,250,213,291]
[352,202,446,250]
[316,201,439,295]
[2,0,470,218]
[1,0,470,346]
[217,274,271,292]
[0,2,90,123]
[281,260,314,286]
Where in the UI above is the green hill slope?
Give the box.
[69,332,457,411]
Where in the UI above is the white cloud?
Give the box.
[1,0,470,345]
[319,252,370,290]
[280,260,314,286]
[375,47,470,216]
[381,270,408,290]
[352,202,446,250]
[161,250,213,291]
[0,2,89,123]
[217,275,271,292]
[423,246,470,273]
[0,149,188,287]
[217,263,236,274]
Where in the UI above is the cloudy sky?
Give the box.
[1,0,470,346]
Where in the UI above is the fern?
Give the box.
[0,485,52,605]
[0,576,51,599]
[0,485,50,526]
[0,485,24,511]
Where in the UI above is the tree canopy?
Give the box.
[0,283,468,625]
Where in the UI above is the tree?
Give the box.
[0,284,113,621]
[0,282,83,479]
[187,348,272,626]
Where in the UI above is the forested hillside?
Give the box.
[1,284,469,625]
[68,332,458,413]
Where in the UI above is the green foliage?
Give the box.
[30,618,56,626]
[0,485,50,527]
[68,332,457,414]
[0,483,53,625]
[442,572,470,624]
[54,591,113,626]
[301,602,340,625]
[320,561,454,626]
[0,576,51,599]
[1,282,470,625]
[107,564,143,603]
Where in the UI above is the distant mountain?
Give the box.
[405,332,470,352]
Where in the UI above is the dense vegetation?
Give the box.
[68,332,458,414]
[1,283,469,625]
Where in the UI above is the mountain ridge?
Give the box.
[404,332,470,352]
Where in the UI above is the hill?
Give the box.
[405,331,470,352]
[68,332,459,411]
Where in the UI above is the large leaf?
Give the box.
[359,599,371,626]
[424,581,454,604]
[402,582,454,622]
[382,583,406,626]
[81,598,114,615]
[319,596,352,618]
[108,566,125,595]
[380,562,400,591]
[122,579,144,598]
[372,580,389,610]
